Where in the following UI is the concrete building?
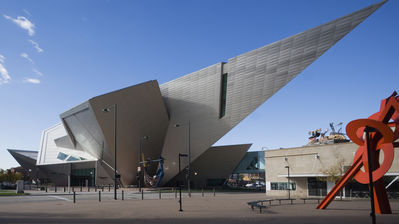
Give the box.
[8,1,386,188]
[265,142,399,198]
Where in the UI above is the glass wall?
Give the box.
[233,151,265,174]
[307,177,327,196]
[226,151,265,189]
[71,168,95,186]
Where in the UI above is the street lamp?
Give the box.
[178,153,188,212]
[138,135,149,192]
[102,104,118,200]
[364,126,377,224]
[174,122,191,197]
[285,165,290,199]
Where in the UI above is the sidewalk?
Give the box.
[0,192,398,224]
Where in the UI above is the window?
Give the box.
[271,182,296,190]
[57,152,68,160]
[219,73,228,118]
[307,177,327,196]
[67,156,79,161]
[57,152,85,162]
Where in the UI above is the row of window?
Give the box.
[57,152,87,161]
[270,182,297,190]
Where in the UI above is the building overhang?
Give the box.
[277,173,399,178]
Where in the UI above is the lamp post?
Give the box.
[364,126,376,224]
[261,147,268,194]
[174,122,191,197]
[285,165,290,199]
[178,153,188,212]
[138,136,149,192]
[102,104,118,200]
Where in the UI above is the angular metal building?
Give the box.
[9,1,385,187]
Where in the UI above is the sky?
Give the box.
[0,0,398,170]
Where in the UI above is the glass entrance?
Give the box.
[71,168,95,186]
[308,177,327,196]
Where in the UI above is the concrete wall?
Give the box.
[265,142,399,198]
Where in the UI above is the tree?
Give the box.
[0,169,5,182]
[0,169,23,183]
[318,153,346,199]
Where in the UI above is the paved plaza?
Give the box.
[0,191,399,224]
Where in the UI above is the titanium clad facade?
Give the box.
[225,0,385,124]
[37,123,97,165]
[8,1,386,187]
[60,80,170,186]
[8,149,39,178]
[160,63,229,184]
[169,144,252,187]
[89,80,170,186]
[158,1,385,185]
[59,102,115,185]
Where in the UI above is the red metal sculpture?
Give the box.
[317,92,399,214]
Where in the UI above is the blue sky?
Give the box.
[0,0,398,170]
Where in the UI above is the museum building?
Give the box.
[8,1,385,188]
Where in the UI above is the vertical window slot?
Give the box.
[220,73,228,118]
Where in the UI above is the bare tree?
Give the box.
[318,153,346,199]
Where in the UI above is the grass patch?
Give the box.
[0,190,29,196]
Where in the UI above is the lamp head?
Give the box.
[285,166,289,168]
[102,108,111,112]
[174,124,181,128]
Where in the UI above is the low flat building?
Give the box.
[265,142,399,198]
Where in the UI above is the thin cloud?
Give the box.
[24,78,40,84]
[0,55,11,84]
[32,68,43,76]
[21,52,33,63]
[28,40,43,53]
[23,9,31,16]
[3,15,35,36]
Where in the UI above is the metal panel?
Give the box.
[8,149,72,186]
[36,123,97,165]
[61,101,106,159]
[168,144,251,187]
[159,1,385,184]
[89,80,170,186]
